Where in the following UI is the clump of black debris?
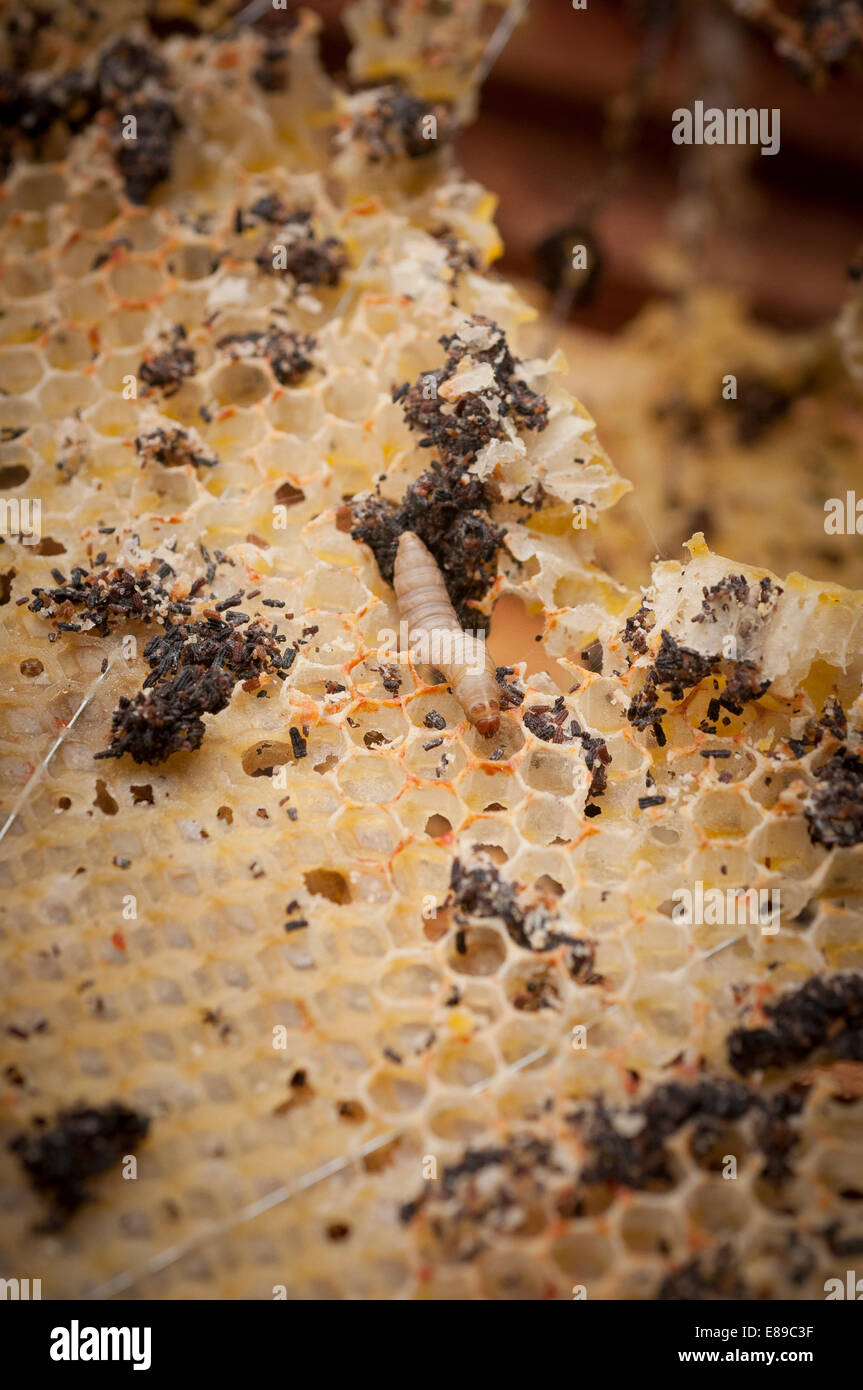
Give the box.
[352,462,503,630]
[97,610,297,765]
[9,1102,150,1232]
[33,552,298,765]
[0,36,180,202]
[112,97,180,205]
[626,633,711,746]
[398,1135,559,1260]
[397,315,549,461]
[692,573,781,639]
[432,226,482,280]
[804,747,863,849]
[783,695,850,772]
[97,665,236,766]
[795,693,848,752]
[139,326,198,396]
[352,317,547,630]
[571,1077,809,1192]
[448,856,601,981]
[523,697,610,798]
[253,36,294,93]
[397,1071,808,1270]
[657,1245,748,1301]
[727,972,863,1074]
[345,83,456,162]
[246,205,347,290]
[622,572,780,745]
[495,665,525,712]
[216,326,317,386]
[136,425,218,471]
[620,599,653,657]
[29,559,179,636]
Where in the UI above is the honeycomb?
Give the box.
[0,2,861,1302]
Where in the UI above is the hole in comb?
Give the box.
[489,593,570,689]
[304,868,351,904]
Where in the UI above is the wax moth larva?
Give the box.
[393,531,500,736]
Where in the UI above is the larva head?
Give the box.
[469,699,500,737]
[393,530,433,588]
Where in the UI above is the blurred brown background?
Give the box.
[294,0,863,592]
[311,0,863,333]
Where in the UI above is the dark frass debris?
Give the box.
[727,972,863,1074]
[432,227,481,279]
[400,1068,810,1267]
[571,1077,808,1193]
[447,857,601,979]
[626,630,769,746]
[622,573,778,741]
[139,326,197,396]
[657,1245,748,1301]
[346,84,455,162]
[805,694,848,747]
[523,697,610,798]
[29,561,177,636]
[135,426,217,471]
[398,1136,558,1261]
[352,463,503,630]
[580,638,604,673]
[143,612,294,686]
[652,629,718,700]
[397,315,549,463]
[10,1102,150,1232]
[97,614,296,765]
[0,37,180,203]
[620,601,653,658]
[217,327,317,387]
[692,573,781,628]
[96,665,234,765]
[496,666,525,711]
[112,98,180,205]
[804,748,863,848]
[33,552,297,767]
[352,316,548,628]
[252,210,347,289]
[378,662,401,695]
